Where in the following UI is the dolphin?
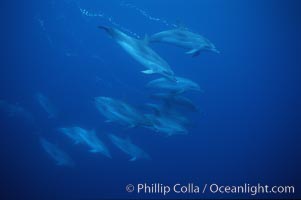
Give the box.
[98,26,177,81]
[35,93,58,118]
[150,27,219,57]
[144,113,188,136]
[108,134,150,161]
[40,138,74,167]
[147,76,201,94]
[58,127,85,144]
[0,100,35,124]
[77,129,112,158]
[144,102,190,125]
[59,126,111,158]
[150,93,199,112]
[95,96,152,128]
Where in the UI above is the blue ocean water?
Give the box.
[0,0,300,199]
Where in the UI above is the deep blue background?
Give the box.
[0,0,300,199]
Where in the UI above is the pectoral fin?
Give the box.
[128,124,137,128]
[129,157,137,161]
[141,69,155,74]
[89,149,98,153]
[186,49,200,57]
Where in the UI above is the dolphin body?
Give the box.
[143,102,189,136]
[144,103,189,125]
[150,27,219,57]
[35,93,58,118]
[59,126,111,158]
[58,127,86,144]
[144,113,188,136]
[0,100,35,123]
[108,134,150,161]
[40,138,74,167]
[147,76,201,94]
[95,96,152,128]
[150,93,198,112]
[77,129,112,158]
[98,26,176,81]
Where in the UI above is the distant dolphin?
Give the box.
[35,93,58,118]
[98,26,177,81]
[144,113,188,136]
[77,129,112,158]
[150,93,199,112]
[95,96,152,128]
[147,76,201,94]
[40,138,74,167]
[58,126,111,158]
[150,27,219,57]
[0,99,35,124]
[108,134,150,161]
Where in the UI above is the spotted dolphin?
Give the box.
[150,27,219,57]
[147,76,201,94]
[95,96,152,128]
[108,134,151,161]
[98,26,176,81]
[40,138,74,167]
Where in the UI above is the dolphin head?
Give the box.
[98,26,120,39]
[204,42,220,54]
[189,83,201,92]
[95,97,113,112]
[160,69,177,82]
[183,79,201,92]
[95,96,112,105]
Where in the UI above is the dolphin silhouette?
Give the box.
[40,138,74,167]
[98,26,177,81]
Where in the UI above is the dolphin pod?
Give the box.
[15,22,218,165]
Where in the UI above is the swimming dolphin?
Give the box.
[58,127,86,144]
[35,93,58,118]
[144,102,190,125]
[95,96,152,128]
[0,100,35,124]
[98,26,177,81]
[147,76,201,94]
[150,27,219,57]
[40,138,74,167]
[108,134,150,161]
[150,93,199,112]
[59,126,111,158]
[77,129,112,158]
[144,113,188,136]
